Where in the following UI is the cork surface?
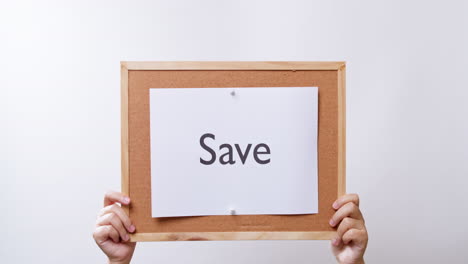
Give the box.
[127,70,339,233]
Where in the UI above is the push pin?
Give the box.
[230,90,236,96]
[230,208,236,215]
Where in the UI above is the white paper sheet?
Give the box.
[150,87,318,217]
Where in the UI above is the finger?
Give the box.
[342,228,368,245]
[93,225,109,244]
[93,225,119,244]
[336,217,364,239]
[99,204,135,233]
[329,202,363,227]
[331,217,363,247]
[332,193,359,210]
[104,191,130,206]
[331,236,341,247]
[96,212,129,241]
[94,225,120,244]
[107,225,120,243]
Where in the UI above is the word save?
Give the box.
[199,133,271,165]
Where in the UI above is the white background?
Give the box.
[1,0,467,263]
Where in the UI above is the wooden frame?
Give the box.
[121,61,346,242]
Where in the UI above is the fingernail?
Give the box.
[129,225,135,232]
[124,234,129,241]
[332,201,339,209]
[333,237,341,246]
[329,219,335,226]
[331,238,338,246]
[123,197,130,204]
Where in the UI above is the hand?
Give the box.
[329,194,368,264]
[93,191,137,264]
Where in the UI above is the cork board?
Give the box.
[121,61,346,242]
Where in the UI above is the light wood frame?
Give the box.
[121,61,346,242]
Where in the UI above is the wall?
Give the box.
[1,0,467,263]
